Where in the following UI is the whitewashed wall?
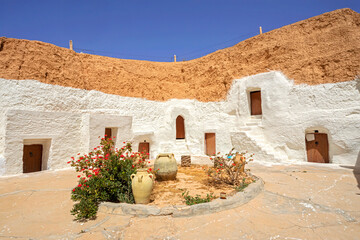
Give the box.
[229,72,360,165]
[0,71,359,175]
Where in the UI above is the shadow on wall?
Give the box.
[340,150,360,191]
[355,151,360,190]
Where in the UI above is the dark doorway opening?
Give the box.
[105,128,112,139]
[23,144,43,173]
[138,142,150,159]
[205,133,216,156]
[250,91,262,115]
[306,133,329,163]
[176,116,185,139]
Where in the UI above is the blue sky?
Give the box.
[1,0,359,61]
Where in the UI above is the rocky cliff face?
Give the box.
[0,8,359,102]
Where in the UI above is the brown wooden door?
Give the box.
[306,133,329,163]
[250,91,262,115]
[205,133,216,156]
[138,142,150,159]
[23,144,43,173]
[105,128,112,139]
[176,116,185,139]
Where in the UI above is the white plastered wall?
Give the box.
[0,72,359,175]
[230,72,360,165]
[4,110,83,174]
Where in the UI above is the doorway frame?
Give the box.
[23,139,51,172]
[304,127,331,163]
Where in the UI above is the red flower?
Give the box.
[67,161,71,164]
[78,184,82,187]
[77,175,81,178]
[120,155,125,158]
[146,153,150,155]
[88,175,92,177]
[148,168,152,171]
[132,165,134,168]
[104,134,107,137]
[73,188,75,192]
[71,157,75,160]
[113,136,116,138]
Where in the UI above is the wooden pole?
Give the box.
[174,54,177,62]
[69,40,73,50]
[259,26,262,35]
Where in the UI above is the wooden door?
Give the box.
[306,133,329,163]
[23,144,43,173]
[176,116,185,139]
[250,91,262,115]
[105,128,112,139]
[138,142,150,159]
[205,133,216,156]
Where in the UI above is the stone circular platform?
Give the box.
[98,176,264,217]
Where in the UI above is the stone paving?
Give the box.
[0,162,359,240]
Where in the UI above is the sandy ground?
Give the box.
[149,165,252,206]
[0,162,359,239]
[0,8,359,102]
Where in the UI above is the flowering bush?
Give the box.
[205,148,254,186]
[68,136,150,220]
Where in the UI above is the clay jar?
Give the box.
[131,169,154,204]
[154,153,178,181]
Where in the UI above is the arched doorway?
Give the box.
[176,115,185,139]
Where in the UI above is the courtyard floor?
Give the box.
[0,162,359,240]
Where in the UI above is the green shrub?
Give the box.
[68,136,149,220]
[181,190,215,205]
[234,179,251,192]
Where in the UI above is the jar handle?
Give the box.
[131,174,135,180]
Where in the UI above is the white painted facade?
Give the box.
[0,71,359,175]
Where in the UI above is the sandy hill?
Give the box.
[0,8,359,102]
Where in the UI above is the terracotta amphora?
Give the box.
[131,169,154,204]
[154,153,178,181]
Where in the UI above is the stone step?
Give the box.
[245,122,260,126]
